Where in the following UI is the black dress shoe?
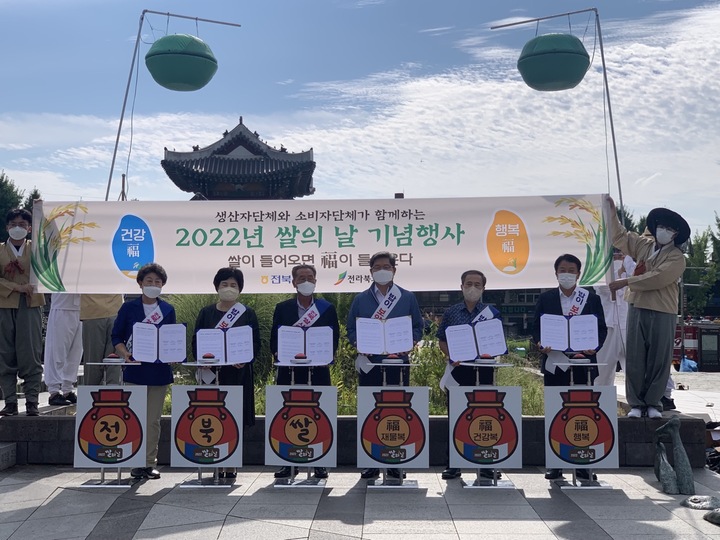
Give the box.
[25,402,39,416]
[576,469,597,481]
[387,468,406,479]
[218,472,226,479]
[360,468,380,479]
[224,471,237,479]
[63,392,77,404]
[480,469,502,480]
[314,467,328,479]
[442,467,462,479]
[274,466,292,478]
[661,396,676,411]
[130,467,147,479]
[0,403,18,416]
[544,469,563,480]
[49,393,71,406]
[145,467,161,479]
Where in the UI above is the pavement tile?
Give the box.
[594,517,709,537]
[0,522,22,540]
[363,535,460,540]
[87,499,153,540]
[453,518,554,535]
[138,504,228,530]
[30,487,119,519]
[310,519,364,538]
[218,516,310,539]
[308,530,361,540]
[578,503,675,520]
[156,485,243,515]
[449,504,539,520]
[664,506,720,536]
[458,535,557,540]
[542,519,613,539]
[0,482,57,505]
[132,521,224,540]
[7,510,105,540]
[0,499,43,525]
[229,502,318,529]
[362,518,457,535]
[364,502,451,520]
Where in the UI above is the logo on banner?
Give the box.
[77,389,143,464]
[268,388,333,463]
[548,389,614,464]
[361,389,426,464]
[453,389,518,465]
[111,214,155,279]
[174,388,240,464]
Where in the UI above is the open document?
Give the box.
[196,326,254,364]
[277,326,334,364]
[356,316,413,355]
[540,313,599,352]
[132,322,186,363]
[445,318,508,361]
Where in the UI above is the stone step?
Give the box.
[0,442,16,470]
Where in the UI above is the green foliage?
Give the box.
[684,229,717,317]
[0,171,25,242]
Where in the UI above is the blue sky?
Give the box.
[1,0,718,235]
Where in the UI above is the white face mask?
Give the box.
[142,286,162,299]
[462,286,483,303]
[218,287,239,302]
[557,273,577,289]
[296,281,315,296]
[8,226,28,241]
[655,227,676,246]
[372,269,394,286]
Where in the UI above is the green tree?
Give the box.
[684,229,717,317]
[23,187,42,212]
[0,171,25,243]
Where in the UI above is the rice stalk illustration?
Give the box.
[543,197,612,285]
[31,203,99,292]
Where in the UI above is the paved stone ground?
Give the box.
[2,465,720,539]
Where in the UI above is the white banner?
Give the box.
[544,386,619,470]
[170,386,243,468]
[74,386,147,469]
[31,194,612,293]
[449,386,523,469]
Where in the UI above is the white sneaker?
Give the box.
[627,408,642,418]
[647,407,663,419]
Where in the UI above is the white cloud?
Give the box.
[1,3,718,237]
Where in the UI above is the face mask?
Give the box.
[557,273,577,289]
[142,286,162,299]
[8,226,27,241]
[372,269,394,285]
[462,286,483,303]
[655,227,675,246]
[218,287,239,302]
[296,282,315,296]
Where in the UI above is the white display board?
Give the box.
[74,386,147,468]
[170,385,244,468]
[357,386,429,469]
[449,386,522,469]
[265,386,337,468]
[544,386,619,469]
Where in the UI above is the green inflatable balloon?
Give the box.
[517,34,590,92]
[145,34,218,92]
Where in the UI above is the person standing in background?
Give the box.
[81,294,124,385]
[44,293,83,405]
[0,209,44,417]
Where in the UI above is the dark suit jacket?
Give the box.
[532,287,607,381]
[270,297,340,385]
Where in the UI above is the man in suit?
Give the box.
[346,251,424,480]
[533,253,607,481]
[270,264,340,480]
[0,208,45,417]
